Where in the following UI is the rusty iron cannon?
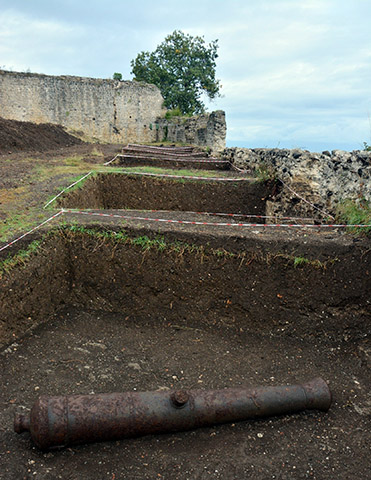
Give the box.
[14,377,331,450]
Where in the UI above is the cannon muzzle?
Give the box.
[14,377,331,450]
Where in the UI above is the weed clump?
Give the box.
[293,256,310,268]
[254,164,276,183]
[165,108,183,119]
[336,199,371,235]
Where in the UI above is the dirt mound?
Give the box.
[0,117,83,154]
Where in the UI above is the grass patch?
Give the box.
[59,224,230,257]
[103,166,230,177]
[118,166,224,177]
[0,186,28,204]
[336,199,371,235]
[0,240,41,278]
[30,160,91,183]
[63,156,84,167]
[0,209,48,242]
[0,150,107,241]
[90,147,104,157]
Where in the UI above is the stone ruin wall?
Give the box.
[155,110,226,152]
[223,147,371,218]
[0,70,226,150]
[0,70,164,144]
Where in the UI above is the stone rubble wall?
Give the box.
[0,70,165,144]
[155,110,226,152]
[223,147,371,218]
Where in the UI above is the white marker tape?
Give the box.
[62,209,371,229]
[279,179,335,220]
[44,171,93,209]
[116,154,229,163]
[0,211,64,253]
[2,207,368,256]
[96,170,252,182]
[135,209,322,222]
[104,154,122,166]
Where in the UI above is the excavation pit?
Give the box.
[57,172,277,216]
[1,225,370,479]
[112,155,231,171]
[113,144,231,171]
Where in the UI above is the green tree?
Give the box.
[113,72,122,81]
[131,30,221,115]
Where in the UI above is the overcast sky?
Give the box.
[1,0,370,152]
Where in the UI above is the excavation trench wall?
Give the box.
[1,228,369,348]
[57,173,277,214]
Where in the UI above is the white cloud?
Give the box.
[0,10,87,73]
[0,10,81,40]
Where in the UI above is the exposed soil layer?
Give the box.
[60,210,365,260]
[58,173,278,215]
[0,229,370,479]
[0,117,83,154]
[2,227,369,348]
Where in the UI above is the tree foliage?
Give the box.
[131,30,221,115]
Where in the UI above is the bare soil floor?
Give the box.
[1,306,369,480]
[0,119,370,479]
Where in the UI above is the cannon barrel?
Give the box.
[14,377,331,450]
